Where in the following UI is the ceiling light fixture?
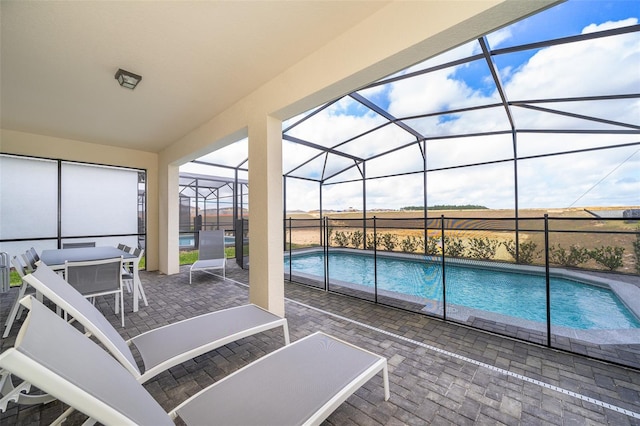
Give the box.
[114,68,142,90]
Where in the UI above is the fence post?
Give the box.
[544,214,551,347]
[374,216,378,304]
[441,215,447,321]
[324,217,329,292]
[288,217,292,281]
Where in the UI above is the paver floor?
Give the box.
[2,262,640,425]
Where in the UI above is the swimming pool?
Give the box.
[179,235,235,247]
[285,251,640,330]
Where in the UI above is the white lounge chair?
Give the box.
[0,297,389,425]
[190,230,226,283]
[22,262,289,383]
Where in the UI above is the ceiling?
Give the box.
[0,1,389,153]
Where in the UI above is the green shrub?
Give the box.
[425,236,441,255]
[443,236,465,257]
[589,246,624,271]
[365,233,378,250]
[351,230,363,249]
[400,235,419,253]
[503,240,541,265]
[333,231,350,247]
[549,244,590,267]
[468,237,499,260]
[379,233,398,251]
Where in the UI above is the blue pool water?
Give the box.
[180,235,234,247]
[285,252,640,330]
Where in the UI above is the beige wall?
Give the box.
[0,129,160,271]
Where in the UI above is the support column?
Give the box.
[248,114,285,317]
[159,163,180,275]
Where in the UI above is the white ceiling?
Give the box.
[0,1,389,152]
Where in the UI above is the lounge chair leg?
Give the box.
[0,370,56,412]
[283,320,290,345]
[382,363,390,401]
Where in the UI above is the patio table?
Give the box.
[40,246,144,312]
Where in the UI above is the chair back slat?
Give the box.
[65,257,122,296]
[198,230,225,260]
[63,242,96,249]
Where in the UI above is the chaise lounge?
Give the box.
[1,297,390,425]
[21,262,290,383]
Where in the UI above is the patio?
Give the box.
[2,263,640,425]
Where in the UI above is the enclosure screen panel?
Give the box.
[0,155,58,239]
[61,162,138,236]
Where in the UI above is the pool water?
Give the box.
[180,235,235,247]
[285,252,640,330]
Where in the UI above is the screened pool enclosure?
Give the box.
[0,155,146,260]
[180,1,640,369]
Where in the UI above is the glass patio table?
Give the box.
[40,246,144,312]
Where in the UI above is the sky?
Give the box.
[182,0,640,212]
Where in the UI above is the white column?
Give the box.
[158,163,180,275]
[247,114,285,317]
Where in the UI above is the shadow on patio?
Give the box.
[2,262,640,425]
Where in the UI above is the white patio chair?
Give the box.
[64,256,124,327]
[122,247,148,306]
[20,250,37,274]
[190,230,226,284]
[0,297,389,426]
[2,257,35,338]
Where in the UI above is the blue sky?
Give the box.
[183,0,640,212]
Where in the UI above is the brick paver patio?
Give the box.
[2,262,640,425]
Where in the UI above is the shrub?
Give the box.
[589,246,625,271]
[503,240,541,265]
[425,236,441,255]
[333,231,350,247]
[468,237,499,260]
[365,233,378,250]
[351,230,363,249]
[443,236,465,257]
[400,235,419,253]
[379,233,398,251]
[549,244,590,267]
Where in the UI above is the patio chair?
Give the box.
[21,262,289,384]
[2,257,37,338]
[0,297,389,425]
[190,230,226,283]
[20,249,37,273]
[122,247,148,306]
[64,257,125,327]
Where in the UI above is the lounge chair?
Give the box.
[20,262,289,382]
[0,297,389,425]
[190,230,226,283]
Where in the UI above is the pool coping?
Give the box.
[285,247,640,345]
